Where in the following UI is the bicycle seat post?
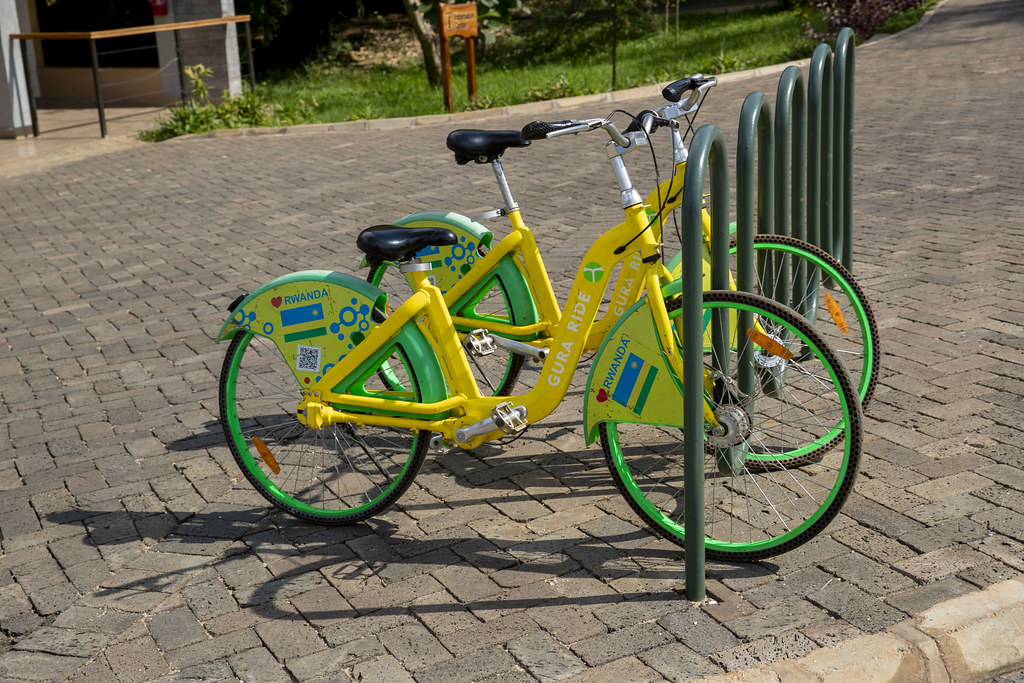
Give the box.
[490,158,519,214]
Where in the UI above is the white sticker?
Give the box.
[296,345,322,373]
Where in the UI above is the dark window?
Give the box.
[35,0,159,68]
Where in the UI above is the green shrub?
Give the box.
[139,64,318,141]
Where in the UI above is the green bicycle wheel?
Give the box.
[219,309,429,525]
[601,290,862,562]
[733,234,879,408]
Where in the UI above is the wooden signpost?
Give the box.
[438,2,478,113]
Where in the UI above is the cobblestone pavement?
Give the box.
[1,0,1022,680]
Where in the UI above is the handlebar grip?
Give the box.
[521,119,577,140]
[662,77,700,103]
[663,75,716,103]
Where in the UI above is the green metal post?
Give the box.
[88,38,108,138]
[776,66,807,313]
[737,91,777,397]
[776,66,806,243]
[834,27,855,274]
[680,124,728,603]
[807,44,833,256]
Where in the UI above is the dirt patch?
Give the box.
[343,14,422,68]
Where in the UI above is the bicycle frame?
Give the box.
[297,200,707,449]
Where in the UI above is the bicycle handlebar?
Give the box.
[662,74,717,104]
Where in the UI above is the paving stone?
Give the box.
[349,654,415,683]
[640,641,724,682]
[570,622,675,667]
[180,579,238,620]
[561,655,664,683]
[285,638,386,680]
[712,631,819,672]
[0,651,87,681]
[885,576,978,615]
[407,644,522,683]
[104,635,171,683]
[163,629,262,671]
[378,621,454,670]
[255,617,327,660]
[894,545,992,582]
[804,580,907,634]
[438,612,536,657]
[11,627,111,657]
[507,629,588,682]
[227,647,292,683]
[52,605,140,635]
[147,608,208,652]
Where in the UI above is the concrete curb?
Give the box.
[692,574,1024,682]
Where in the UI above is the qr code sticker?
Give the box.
[296,345,321,373]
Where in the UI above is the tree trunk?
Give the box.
[402,0,443,88]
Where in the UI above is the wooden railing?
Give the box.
[12,15,254,138]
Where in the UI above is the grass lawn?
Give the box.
[139,2,936,139]
[259,5,812,122]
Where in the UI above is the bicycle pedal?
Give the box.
[492,402,528,435]
[429,434,454,453]
[465,329,497,356]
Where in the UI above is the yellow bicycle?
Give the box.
[368,76,879,410]
[217,106,862,561]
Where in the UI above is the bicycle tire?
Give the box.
[600,290,862,562]
[219,308,429,525]
[367,259,525,396]
[733,234,879,408]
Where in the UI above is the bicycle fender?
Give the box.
[582,297,685,444]
[217,270,447,407]
[368,211,540,338]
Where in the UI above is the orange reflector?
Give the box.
[251,437,281,474]
[746,328,794,360]
[824,293,850,333]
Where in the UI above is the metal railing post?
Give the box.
[834,27,855,273]
[680,124,728,602]
[88,38,108,138]
[807,44,833,257]
[244,21,256,93]
[17,39,39,137]
[175,29,187,101]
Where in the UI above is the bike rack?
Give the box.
[676,30,854,601]
[680,123,730,602]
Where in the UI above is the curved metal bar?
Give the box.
[776,66,806,243]
[834,27,856,273]
[680,123,729,603]
[808,44,834,256]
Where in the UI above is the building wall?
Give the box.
[171,0,242,99]
[0,0,33,138]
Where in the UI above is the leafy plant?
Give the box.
[526,75,592,101]
[139,64,318,141]
[803,0,923,41]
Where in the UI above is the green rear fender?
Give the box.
[366,211,540,339]
[217,270,448,412]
